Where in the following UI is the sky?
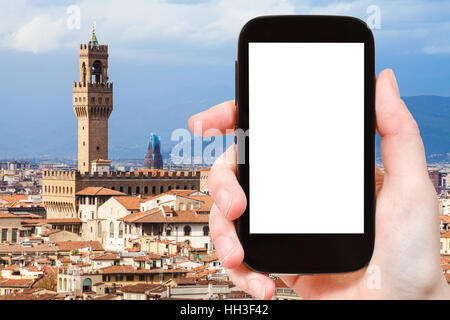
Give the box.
[1,0,450,159]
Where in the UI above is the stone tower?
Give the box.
[144,133,163,169]
[73,26,113,173]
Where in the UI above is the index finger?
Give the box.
[188,100,236,136]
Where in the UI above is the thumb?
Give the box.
[375,69,428,180]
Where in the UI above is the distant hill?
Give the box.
[376,95,450,163]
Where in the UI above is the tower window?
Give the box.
[91,97,95,103]
[83,141,85,146]
[83,97,86,102]
[96,146,100,150]
[75,98,78,102]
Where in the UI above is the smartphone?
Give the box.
[236,15,375,274]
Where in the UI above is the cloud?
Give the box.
[9,15,67,53]
[2,0,450,58]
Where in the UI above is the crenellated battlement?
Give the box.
[78,170,201,180]
[79,44,108,52]
[42,169,201,180]
[73,82,113,89]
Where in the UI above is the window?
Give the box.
[184,225,191,236]
[106,97,110,104]
[139,275,145,281]
[144,186,148,194]
[176,185,180,190]
[152,186,156,194]
[11,229,17,243]
[166,229,171,236]
[102,275,111,282]
[109,222,114,238]
[128,186,131,195]
[98,97,102,103]
[120,186,124,192]
[116,275,123,281]
[160,186,164,193]
[118,222,123,238]
[126,275,134,281]
[91,97,95,103]
[97,221,102,237]
[184,186,187,190]
[203,226,209,236]
[1,229,7,242]
[82,278,92,292]
[136,186,140,194]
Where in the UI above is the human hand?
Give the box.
[188,69,450,299]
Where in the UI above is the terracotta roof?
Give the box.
[91,253,120,261]
[0,278,35,288]
[99,265,135,274]
[133,253,161,262]
[40,230,62,237]
[441,231,450,239]
[100,265,187,274]
[113,196,141,211]
[55,241,104,251]
[91,159,111,163]
[118,209,209,224]
[119,284,163,294]
[76,187,125,196]
[186,195,214,212]
[0,195,30,208]
[0,212,18,219]
[22,218,82,225]
[0,244,57,254]
[89,294,116,300]
[200,255,218,263]
[440,215,450,224]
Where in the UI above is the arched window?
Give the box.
[144,186,148,194]
[191,185,195,190]
[127,186,131,194]
[203,226,209,236]
[136,186,140,194]
[97,221,102,237]
[118,222,123,238]
[176,185,180,190]
[160,186,164,193]
[92,60,103,83]
[152,186,156,194]
[183,186,187,190]
[109,221,114,238]
[59,278,62,290]
[184,225,191,236]
[168,186,172,191]
[82,278,92,292]
[63,278,67,291]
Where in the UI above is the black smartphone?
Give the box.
[236,15,375,274]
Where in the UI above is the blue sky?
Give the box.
[1,0,450,159]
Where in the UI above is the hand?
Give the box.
[188,69,450,299]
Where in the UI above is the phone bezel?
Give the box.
[236,15,376,274]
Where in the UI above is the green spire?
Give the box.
[89,21,99,48]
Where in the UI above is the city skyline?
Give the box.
[1,1,450,160]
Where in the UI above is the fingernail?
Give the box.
[389,69,400,96]
[248,279,265,299]
[215,189,231,217]
[215,236,234,263]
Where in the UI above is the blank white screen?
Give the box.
[249,42,364,234]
